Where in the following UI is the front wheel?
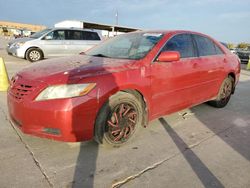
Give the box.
[94,92,143,146]
[208,76,234,108]
[26,48,43,62]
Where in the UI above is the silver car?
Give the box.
[6,28,102,62]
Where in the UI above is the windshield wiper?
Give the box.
[91,54,110,58]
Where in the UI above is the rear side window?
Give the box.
[67,30,82,40]
[214,44,223,55]
[82,31,100,40]
[193,35,223,56]
[65,30,100,40]
[162,34,196,58]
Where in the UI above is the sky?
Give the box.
[1,0,250,43]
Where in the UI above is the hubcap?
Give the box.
[29,50,40,61]
[106,103,137,143]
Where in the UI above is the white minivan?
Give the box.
[6,28,102,62]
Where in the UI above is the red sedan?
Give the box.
[7,30,240,145]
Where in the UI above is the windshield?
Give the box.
[86,32,163,60]
[30,28,52,39]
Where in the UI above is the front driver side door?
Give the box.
[150,33,201,118]
[40,30,67,57]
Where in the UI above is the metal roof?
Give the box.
[81,21,141,32]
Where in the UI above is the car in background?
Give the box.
[6,28,102,62]
[220,42,238,54]
[236,46,250,63]
[8,30,240,146]
[229,48,238,54]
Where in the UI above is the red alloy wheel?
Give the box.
[106,103,138,144]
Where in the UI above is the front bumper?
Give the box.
[7,84,98,142]
[6,45,26,58]
[239,59,249,63]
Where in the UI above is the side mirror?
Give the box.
[157,51,180,62]
[44,35,52,40]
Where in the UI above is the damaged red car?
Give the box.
[7,30,240,145]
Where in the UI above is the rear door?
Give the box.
[150,33,201,117]
[81,31,101,51]
[192,34,225,99]
[66,30,101,54]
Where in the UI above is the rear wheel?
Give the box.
[208,76,234,108]
[26,48,43,62]
[94,92,143,146]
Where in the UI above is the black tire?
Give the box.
[94,91,143,147]
[26,48,43,62]
[208,76,234,108]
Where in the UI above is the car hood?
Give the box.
[17,55,138,83]
[8,37,34,46]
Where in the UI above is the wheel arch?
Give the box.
[100,87,150,123]
[228,72,236,94]
[121,89,149,127]
[94,86,150,143]
[25,47,44,60]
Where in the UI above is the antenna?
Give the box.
[115,10,118,25]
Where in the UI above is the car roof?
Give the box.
[50,27,98,32]
[133,30,210,36]
[132,30,221,45]
[131,29,227,51]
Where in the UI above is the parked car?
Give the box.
[220,42,239,54]
[7,30,240,146]
[6,28,102,62]
[229,48,238,54]
[236,46,250,63]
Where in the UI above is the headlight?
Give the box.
[35,83,96,101]
[15,42,25,48]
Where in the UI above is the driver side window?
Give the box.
[162,34,196,58]
[44,30,65,40]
